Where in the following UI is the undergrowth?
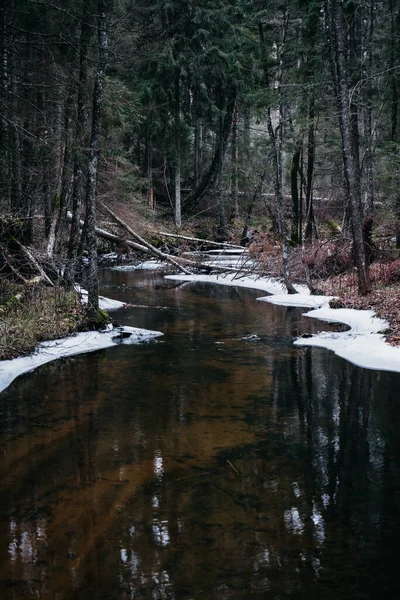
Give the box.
[0,281,88,360]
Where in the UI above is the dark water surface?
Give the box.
[1,269,400,599]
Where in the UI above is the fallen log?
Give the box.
[66,211,147,253]
[13,239,54,286]
[157,231,244,249]
[2,248,29,284]
[98,202,193,275]
[66,210,257,275]
[98,203,259,274]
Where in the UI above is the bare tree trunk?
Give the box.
[290,146,301,245]
[361,0,374,263]
[0,8,10,210]
[304,98,317,241]
[85,0,108,320]
[174,67,182,227]
[54,87,76,254]
[259,20,297,294]
[194,89,203,187]
[98,202,192,274]
[67,15,91,278]
[46,87,64,258]
[325,0,370,294]
[389,0,400,247]
[218,92,228,238]
[231,99,239,219]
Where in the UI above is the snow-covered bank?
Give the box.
[166,272,400,374]
[166,272,309,296]
[294,308,400,373]
[76,286,126,310]
[0,325,162,395]
[112,260,169,272]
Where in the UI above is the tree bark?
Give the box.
[174,67,182,227]
[325,0,370,294]
[231,99,239,219]
[193,88,203,187]
[85,1,108,320]
[259,20,297,294]
[290,146,301,245]
[67,14,92,278]
[304,98,317,241]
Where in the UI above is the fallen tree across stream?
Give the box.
[67,209,255,275]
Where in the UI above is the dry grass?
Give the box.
[0,282,88,360]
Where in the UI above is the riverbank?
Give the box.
[0,317,162,395]
[166,272,400,373]
[0,278,163,393]
[316,271,400,346]
[0,281,128,362]
[2,259,400,394]
[0,284,87,361]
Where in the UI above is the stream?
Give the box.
[1,267,400,599]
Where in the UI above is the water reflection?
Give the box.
[0,271,400,598]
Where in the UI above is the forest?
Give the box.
[1,0,400,353]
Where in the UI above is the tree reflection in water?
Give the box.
[0,272,400,599]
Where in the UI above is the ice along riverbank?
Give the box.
[166,272,400,374]
[0,292,162,395]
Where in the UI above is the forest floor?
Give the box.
[254,246,400,346]
[318,273,400,345]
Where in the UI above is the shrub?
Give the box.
[304,240,353,278]
[387,259,400,283]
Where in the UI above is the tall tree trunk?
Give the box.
[304,98,317,241]
[54,87,76,254]
[85,0,108,319]
[0,7,10,209]
[174,67,181,227]
[147,129,154,210]
[259,20,297,294]
[218,91,228,237]
[389,0,400,247]
[290,146,301,245]
[361,0,374,262]
[46,89,64,257]
[231,99,239,219]
[67,15,91,279]
[194,88,202,187]
[325,0,370,294]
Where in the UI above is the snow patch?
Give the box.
[0,325,162,394]
[166,272,400,373]
[294,307,400,373]
[166,273,309,295]
[75,286,125,310]
[112,261,168,272]
[258,293,334,309]
[205,248,247,255]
